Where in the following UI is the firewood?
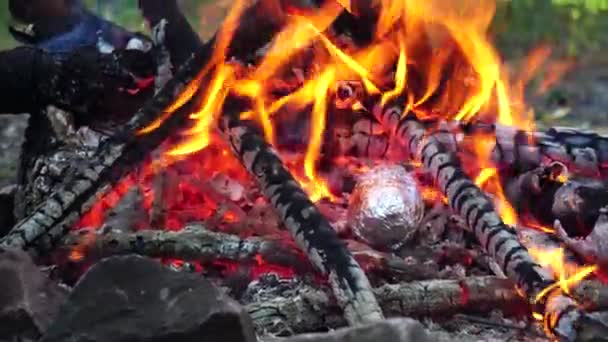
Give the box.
[373,99,607,341]
[58,225,446,283]
[139,0,205,69]
[59,225,312,274]
[505,163,608,235]
[0,46,154,117]
[517,224,608,312]
[0,0,290,253]
[218,96,383,324]
[461,123,608,178]
[0,41,214,252]
[245,275,608,335]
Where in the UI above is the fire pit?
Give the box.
[2,0,608,341]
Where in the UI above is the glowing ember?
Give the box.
[71,0,587,329]
[136,0,554,202]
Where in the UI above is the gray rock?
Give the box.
[40,255,257,342]
[276,318,439,342]
[0,248,67,340]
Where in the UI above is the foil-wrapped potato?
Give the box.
[347,164,424,250]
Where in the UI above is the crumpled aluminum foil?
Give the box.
[347,164,424,250]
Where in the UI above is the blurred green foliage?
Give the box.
[0,0,607,58]
[494,0,608,57]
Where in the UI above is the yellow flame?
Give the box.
[303,68,336,201]
[138,0,248,135]
[381,37,407,106]
[138,0,558,204]
[168,65,232,156]
[530,247,598,303]
[317,33,380,94]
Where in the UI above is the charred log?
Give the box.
[0,46,154,117]
[505,163,608,236]
[58,225,446,283]
[219,96,383,324]
[373,99,604,341]
[461,123,608,178]
[0,0,297,253]
[246,275,608,335]
[59,225,312,274]
[0,43,213,253]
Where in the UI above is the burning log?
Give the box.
[58,225,445,283]
[516,225,608,312]
[246,275,608,335]
[0,41,214,252]
[555,208,608,274]
[60,225,312,274]
[0,0,292,252]
[139,0,205,68]
[0,46,154,116]
[461,123,608,179]
[219,97,383,324]
[505,162,608,235]
[373,100,606,340]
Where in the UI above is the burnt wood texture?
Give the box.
[373,99,604,341]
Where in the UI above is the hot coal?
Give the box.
[40,255,256,342]
[0,248,67,340]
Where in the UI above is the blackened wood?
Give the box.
[139,0,204,68]
[0,43,213,253]
[246,276,608,334]
[373,99,598,341]
[461,123,608,178]
[59,225,443,283]
[0,0,293,253]
[0,46,154,118]
[60,225,312,273]
[505,164,608,236]
[219,98,383,324]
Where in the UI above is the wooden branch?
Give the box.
[219,97,383,324]
[0,42,213,253]
[372,99,604,341]
[139,0,204,68]
[505,163,608,235]
[461,123,608,179]
[0,0,291,254]
[57,225,445,283]
[0,46,153,116]
[246,275,608,335]
[59,225,312,273]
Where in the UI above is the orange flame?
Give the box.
[471,133,517,226]
[304,68,336,201]
[530,247,598,303]
[138,0,562,202]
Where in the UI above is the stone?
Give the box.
[41,255,257,342]
[277,318,439,342]
[0,248,67,340]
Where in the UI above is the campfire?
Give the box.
[3,0,608,341]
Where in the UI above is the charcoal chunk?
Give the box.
[41,255,257,342]
[0,248,67,340]
[278,318,438,342]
